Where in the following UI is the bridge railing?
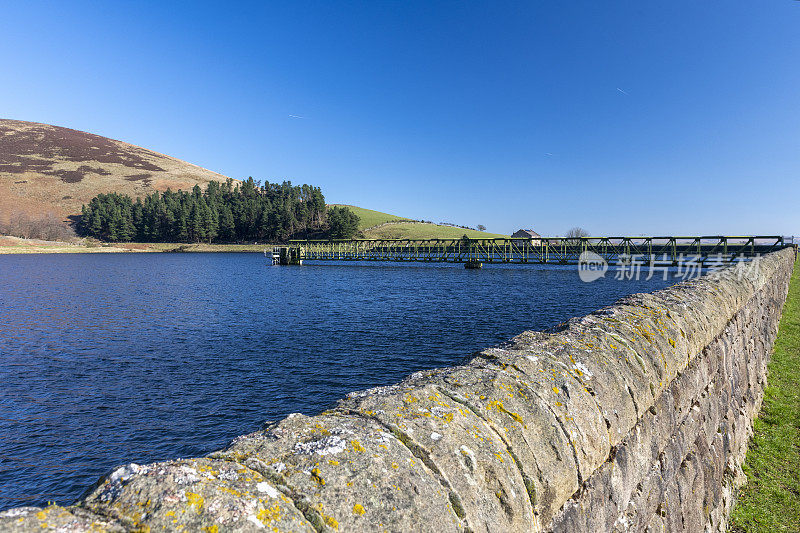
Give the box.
[287,236,792,265]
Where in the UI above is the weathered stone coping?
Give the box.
[1,248,794,532]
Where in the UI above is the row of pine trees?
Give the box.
[79,178,360,243]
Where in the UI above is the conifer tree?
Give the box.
[79,179,355,243]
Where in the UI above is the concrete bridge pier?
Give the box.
[464,260,482,269]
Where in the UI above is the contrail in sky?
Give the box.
[616,88,629,95]
[288,114,306,119]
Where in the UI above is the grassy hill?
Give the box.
[327,204,410,230]
[0,120,506,241]
[363,221,507,239]
[330,204,507,239]
[0,119,232,222]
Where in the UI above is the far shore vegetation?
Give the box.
[79,178,360,243]
[1,181,510,250]
[729,256,800,532]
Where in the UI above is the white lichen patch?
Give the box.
[294,435,347,456]
[373,431,393,446]
[457,446,478,486]
[218,469,241,481]
[256,482,280,498]
[174,466,201,485]
[430,432,442,441]
[109,463,149,483]
[0,507,33,518]
[207,498,223,514]
[572,362,593,377]
[247,514,266,529]
[347,383,400,399]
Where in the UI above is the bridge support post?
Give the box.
[279,247,303,266]
[464,260,482,269]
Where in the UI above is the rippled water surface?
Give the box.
[0,253,678,509]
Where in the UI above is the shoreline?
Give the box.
[0,236,278,254]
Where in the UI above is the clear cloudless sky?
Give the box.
[1,1,798,236]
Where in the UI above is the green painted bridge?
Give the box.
[276,235,795,267]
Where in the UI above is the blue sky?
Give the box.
[1,1,798,236]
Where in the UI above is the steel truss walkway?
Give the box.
[285,236,794,266]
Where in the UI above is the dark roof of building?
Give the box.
[511,229,541,238]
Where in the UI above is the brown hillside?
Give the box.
[0,119,232,222]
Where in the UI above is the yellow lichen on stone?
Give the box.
[185,492,204,512]
[312,425,331,436]
[487,399,525,425]
[218,485,243,497]
[315,505,339,531]
[201,525,219,533]
[256,504,282,525]
[351,439,366,452]
[353,503,366,516]
[311,468,326,486]
[487,399,503,410]
[324,514,339,529]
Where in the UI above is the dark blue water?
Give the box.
[0,253,676,510]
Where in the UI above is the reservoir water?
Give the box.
[0,253,677,510]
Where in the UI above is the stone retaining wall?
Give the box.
[1,248,794,532]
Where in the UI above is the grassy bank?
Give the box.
[0,236,130,253]
[143,243,277,253]
[1,224,511,253]
[0,236,277,254]
[729,256,800,532]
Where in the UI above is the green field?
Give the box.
[729,256,800,532]
[362,221,507,239]
[330,205,508,239]
[328,205,410,230]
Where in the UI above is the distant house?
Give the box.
[511,229,542,245]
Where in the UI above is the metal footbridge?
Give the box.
[278,236,795,267]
